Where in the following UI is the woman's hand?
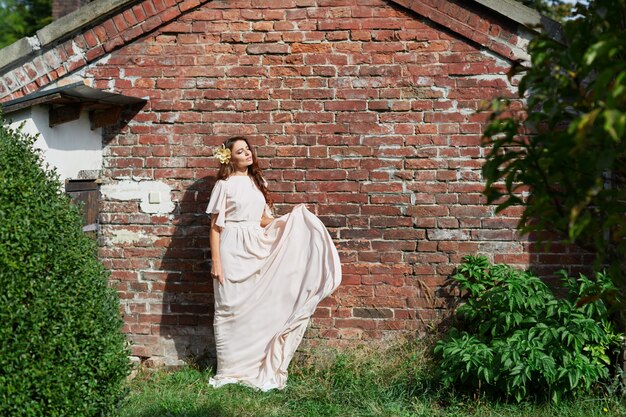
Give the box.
[260,214,274,228]
[211,262,224,285]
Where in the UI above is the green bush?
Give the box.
[0,118,130,416]
[435,256,622,403]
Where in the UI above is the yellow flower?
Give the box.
[603,407,609,413]
[213,145,231,164]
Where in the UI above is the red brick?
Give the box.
[103,36,125,52]
[121,25,145,43]
[158,7,182,23]
[335,319,377,330]
[141,15,163,32]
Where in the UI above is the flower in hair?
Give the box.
[213,144,231,164]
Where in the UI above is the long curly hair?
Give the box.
[217,136,273,209]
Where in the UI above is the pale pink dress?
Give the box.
[205,175,342,391]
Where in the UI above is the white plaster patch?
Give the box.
[160,112,180,123]
[100,180,175,214]
[427,229,470,241]
[352,78,383,88]
[68,40,86,63]
[110,229,157,245]
[26,35,41,50]
[479,242,523,254]
[515,26,534,59]
[431,85,449,99]
[480,49,511,69]
[120,68,140,87]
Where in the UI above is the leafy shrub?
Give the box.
[0,119,130,416]
[435,256,622,403]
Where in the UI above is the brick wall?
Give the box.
[1,0,589,365]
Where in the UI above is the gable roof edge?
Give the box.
[38,0,140,47]
[0,0,138,72]
[473,0,564,43]
[1,0,209,101]
[389,0,557,64]
[0,0,563,101]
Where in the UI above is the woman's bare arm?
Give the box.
[209,216,224,284]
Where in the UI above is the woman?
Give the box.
[206,136,342,391]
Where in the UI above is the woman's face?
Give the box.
[230,140,253,171]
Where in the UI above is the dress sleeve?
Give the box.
[206,180,226,228]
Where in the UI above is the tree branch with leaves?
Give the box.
[482,0,626,315]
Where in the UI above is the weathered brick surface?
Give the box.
[0,0,585,364]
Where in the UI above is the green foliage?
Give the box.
[120,342,625,417]
[287,340,435,416]
[121,340,435,417]
[0,0,52,49]
[0,117,130,416]
[483,0,626,284]
[435,256,622,403]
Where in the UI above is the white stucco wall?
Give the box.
[7,105,103,184]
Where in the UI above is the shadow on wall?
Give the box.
[435,229,596,328]
[160,176,218,370]
[528,234,596,282]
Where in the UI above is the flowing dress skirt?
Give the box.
[209,204,342,390]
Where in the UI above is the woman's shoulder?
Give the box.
[210,178,229,194]
[212,175,247,190]
[216,177,241,185]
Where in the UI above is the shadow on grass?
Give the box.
[129,403,236,417]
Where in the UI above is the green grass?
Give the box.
[118,338,626,417]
